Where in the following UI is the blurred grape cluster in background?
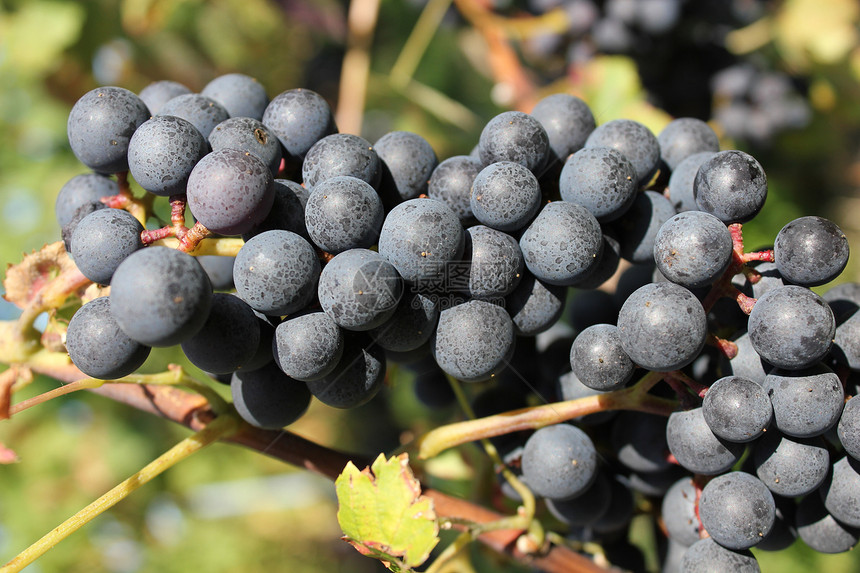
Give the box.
[2,0,860,571]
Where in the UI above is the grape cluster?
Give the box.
[58,73,859,572]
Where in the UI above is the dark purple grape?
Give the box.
[529,93,596,165]
[233,230,320,316]
[821,456,860,528]
[748,285,835,371]
[617,282,707,371]
[796,493,860,554]
[128,115,207,197]
[774,216,849,287]
[66,297,150,379]
[753,431,829,497]
[470,161,542,232]
[570,324,634,391]
[273,311,344,382]
[610,411,670,473]
[304,332,385,409]
[764,364,844,438]
[201,73,269,120]
[138,80,191,115]
[521,423,597,500]
[505,273,567,336]
[680,538,760,572]
[70,207,144,285]
[181,293,260,374]
[317,248,403,331]
[197,255,235,291]
[666,407,744,475]
[301,133,381,190]
[243,179,309,241]
[653,211,733,289]
[702,375,772,443]
[478,111,549,174]
[231,361,311,429]
[460,225,523,299]
[158,93,229,139]
[718,330,770,386]
[698,471,775,550]
[584,118,660,185]
[661,477,701,547]
[208,116,282,177]
[611,190,677,264]
[667,151,717,212]
[374,131,438,202]
[55,173,118,227]
[67,86,150,173]
[369,292,438,353]
[186,148,275,236]
[694,150,767,224]
[426,155,481,223]
[545,471,611,527]
[262,89,337,170]
[110,246,212,347]
[838,395,860,460]
[519,201,603,286]
[432,300,514,383]
[559,147,638,222]
[657,117,720,171]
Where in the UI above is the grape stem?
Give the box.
[0,412,241,573]
[418,370,674,459]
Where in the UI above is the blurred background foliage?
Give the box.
[2,0,860,571]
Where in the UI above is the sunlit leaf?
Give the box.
[336,453,439,570]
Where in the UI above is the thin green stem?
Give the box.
[420,371,673,459]
[0,413,240,573]
[389,0,453,89]
[10,377,105,415]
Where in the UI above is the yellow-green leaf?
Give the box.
[336,453,439,570]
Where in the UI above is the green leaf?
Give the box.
[336,453,439,570]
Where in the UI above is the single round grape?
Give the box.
[584,118,660,185]
[529,93,596,165]
[304,176,384,254]
[66,297,151,380]
[432,300,515,383]
[233,230,320,316]
[821,456,860,528]
[653,211,733,288]
[262,88,337,167]
[369,292,439,353]
[158,93,230,139]
[699,471,775,550]
[796,493,860,554]
[304,332,386,409]
[186,148,275,236]
[243,179,310,241]
[201,73,269,120]
[617,282,707,371]
[610,411,670,473]
[377,198,465,287]
[702,375,772,443]
[374,130,438,202]
[667,151,717,212]
[273,311,344,382]
[657,117,720,171]
[521,424,597,500]
[570,324,634,391]
[180,293,260,374]
[505,273,567,336]
[426,155,482,223]
[110,247,212,347]
[774,216,849,287]
[67,86,150,173]
[666,407,744,475]
[694,149,767,223]
[519,201,603,286]
[478,111,549,173]
[301,133,381,190]
[680,538,761,573]
[55,173,118,228]
[70,207,144,285]
[748,285,835,370]
[128,115,208,197]
[138,80,191,115]
[461,225,524,299]
[753,431,829,497]
[764,365,844,438]
[559,147,638,222]
[610,190,677,264]
[661,477,701,547]
[317,248,403,331]
[470,161,542,232]
[208,116,283,177]
[231,362,311,429]
[838,395,860,460]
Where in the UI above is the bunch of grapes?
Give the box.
[54,72,859,572]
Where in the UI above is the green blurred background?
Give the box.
[2,0,860,571]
